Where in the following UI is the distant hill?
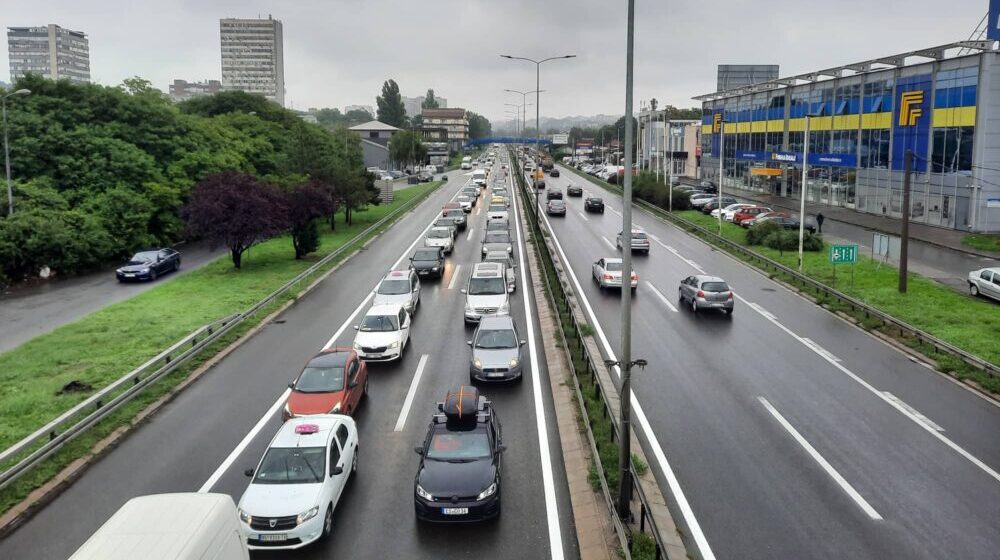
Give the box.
[492,114,620,133]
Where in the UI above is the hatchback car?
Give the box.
[238,415,358,550]
[701,197,739,214]
[678,275,734,315]
[584,197,605,213]
[592,257,638,290]
[968,267,1000,301]
[433,218,458,238]
[284,349,367,420]
[546,200,567,216]
[567,184,583,197]
[373,269,420,314]
[481,231,513,256]
[116,248,181,282]
[732,206,772,225]
[456,196,473,213]
[616,230,650,254]
[425,227,455,254]
[468,316,526,383]
[486,218,509,232]
[410,247,445,278]
[353,304,411,361]
[546,189,563,201]
[413,386,503,522]
[442,209,467,230]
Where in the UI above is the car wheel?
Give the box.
[321,505,334,539]
[149,269,157,281]
[173,260,180,272]
[678,289,684,303]
[970,284,979,296]
[725,308,734,317]
[690,298,698,314]
[352,447,359,475]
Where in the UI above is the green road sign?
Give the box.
[830,244,858,264]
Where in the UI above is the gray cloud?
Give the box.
[2,0,985,121]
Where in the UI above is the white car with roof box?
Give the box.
[238,416,358,550]
[424,226,455,254]
[462,262,510,322]
[353,304,411,361]
[372,269,420,314]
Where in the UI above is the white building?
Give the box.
[7,24,90,84]
[220,15,284,106]
[403,94,447,119]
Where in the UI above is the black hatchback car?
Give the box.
[549,168,560,177]
[414,386,503,523]
[116,248,180,282]
[410,247,445,278]
[566,184,583,197]
[584,197,605,213]
[546,189,563,200]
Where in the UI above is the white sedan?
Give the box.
[353,304,411,361]
[968,267,1000,302]
[238,415,358,550]
[592,257,638,290]
[711,203,754,221]
[424,227,455,254]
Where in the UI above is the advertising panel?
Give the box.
[892,74,931,172]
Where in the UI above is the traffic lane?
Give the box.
[547,184,1000,558]
[555,167,1000,468]
[0,178,467,560]
[0,241,225,353]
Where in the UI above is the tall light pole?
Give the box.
[717,116,726,235]
[3,88,30,217]
[798,113,819,272]
[504,88,543,145]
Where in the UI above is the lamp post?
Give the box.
[717,116,726,235]
[798,113,819,273]
[504,88,544,146]
[3,88,30,217]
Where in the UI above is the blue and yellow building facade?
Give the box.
[695,42,1000,232]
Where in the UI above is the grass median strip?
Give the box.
[0,182,441,515]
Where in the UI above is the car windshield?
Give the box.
[457,196,470,202]
[485,232,510,243]
[428,229,450,239]
[444,210,464,218]
[360,314,399,332]
[434,220,453,228]
[253,447,326,484]
[605,261,623,272]
[476,329,517,349]
[488,206,506,213]
[295,366,346,392]
[702,282,730,292]
[413,249,439,261]
[426,431,491,461]
[590,198,603,203]
[469,277,505,295]
[378,278,410,295]
[129,251,159,264]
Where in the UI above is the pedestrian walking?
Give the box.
[816,212,825,233]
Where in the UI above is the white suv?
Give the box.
[462,262,510,323]
[238,415,358,550]
[353,304,411,361]
[372,269,420,314]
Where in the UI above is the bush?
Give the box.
[746,220,781,245]
[762,229,824,254]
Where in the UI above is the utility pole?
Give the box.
[668,121,674,212]
[617,0,636,521]
[798,114,812,272]
[717,119,725,235]
[899,149,913,293]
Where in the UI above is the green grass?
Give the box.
[0,182,442,513]
[962,233,1000,253]
[630,531,659,560]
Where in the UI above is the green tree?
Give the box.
[467,111,491,140]
[388,130,427,169]
[376,79,407,127]
[422,89,439,109]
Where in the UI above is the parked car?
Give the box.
[616,230,650,254]
[700,197,739,214]
[418,171,434,182]
[741,211,788,228]
[567,184,583,197]
[678,275,734,315]
[766,216,816,233]
[968,267,1000,301]
[698,180,718,193]
[546,189,563,201]
[732,206,773,225]
[116,248,181,282]
[712,203,754,220]
[409,247,445,278]
[592,257,638,290]
[549,168,560,177]
[284,349,368,420]
[689,194,717,208]
[584,197,605,213]
[353,304,411,361]
[468,316,526,383]
[546,200,567,216]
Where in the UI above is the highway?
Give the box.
[530,163,1000,560]
[0,163,577,559]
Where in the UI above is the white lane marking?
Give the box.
[578,211,589,222]
[758,396,883,521]
[394,354,429,432]
[607,206,622,217]
[448,264,462,290]
[802,337,840,363]
[466,227,475,241]
[645,282,679,313]
[660,243,706,274]
[511,166,565,560]
[882,392,945,432]
[601,235,616,250]
[199,388,291,492]
[535,196,716,559]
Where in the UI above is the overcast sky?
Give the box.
[2,0,987,122]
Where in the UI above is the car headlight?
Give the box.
[140,268,150,273]
[431,266,439,271]
[473,358,482,369]
[353,341,361,350]
[297,506,319,525]
[477,482,497,501]
[330,403,341,413]
[238,508,252,524]
[389,340,399,349]
[509,358,519,368]
[499,301,510,313]
[416,484,434,501]
[116,268,123,273]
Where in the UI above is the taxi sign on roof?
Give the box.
[295,423,320,434]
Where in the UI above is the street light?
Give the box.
[798,112,821,272]
[501,55,575,225]
[716,116,726,235]
[3,88,31,217]
[504,88,544,145]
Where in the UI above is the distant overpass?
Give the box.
[465,137,552,147]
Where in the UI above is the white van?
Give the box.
[461,156,472,170]
[70,493,249,560]
[472,169,487,187]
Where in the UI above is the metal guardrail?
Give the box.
[511,157,669,559]
[0,185,442,491]
[563,165,1000,379]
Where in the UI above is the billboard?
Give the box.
[551,133,569,145]
[991,0,1000,40]
[892,74,931,172]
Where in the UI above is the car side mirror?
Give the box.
[353,325,359,330]
[498,445,507,453]
[244,468,254,477]
[288,381,294,388]
[460,288,467,294]
[508,286,515,293]
[466,340,473,346]
[331,466,344,476]
[520,340,526,346]
[414,446,424,455]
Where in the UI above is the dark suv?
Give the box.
[546,190,563,201]
[409,247,445,278]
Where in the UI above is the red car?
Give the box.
[283,348,368,421]
[732,206,773,226]
[742,211,788,228]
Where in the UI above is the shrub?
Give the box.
[763,229,799,254]
[746,220,781,245]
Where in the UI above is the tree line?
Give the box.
[0,75,378,283]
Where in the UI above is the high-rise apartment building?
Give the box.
[403,95,447,119]
[220,16,284,106]
[7,24,91,84]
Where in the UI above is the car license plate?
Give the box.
[258,534,287,542]
[442,507,468,515]
[124,273,135,277]
[487,371,506,378]
[367,354,382,359]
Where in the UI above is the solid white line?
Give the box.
[394,354,429,432]
[511,167,565,560]
[448,264,462,290]
[758,396,883,521]
[199,388,291,493]
[578,211,589,222]
[607,206,622,216]
[601,235,616,250]
[645,282,679,313]
[466,227,475,241]
[535,193,716,559]
[883,392,944,432]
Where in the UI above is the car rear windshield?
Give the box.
[444,210,464,218]
[129,251,159,263]
[485,232,510,243]
[605,261,623,272]
[428,229,450,239]
[426,431,491,461]
[253,447,326,484]
[295,366,346,392]
[476,329,517,349]
[701,282,730,292]
[632,233,647,239]
[413,249,439,261]
[378,278,410,295]
[469,277,505,295]
[360,314,399,332]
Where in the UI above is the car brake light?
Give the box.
[696,290,705,298]
[727,291,733,299]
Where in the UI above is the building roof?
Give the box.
[422,108,467,119]
[349,120,401,132]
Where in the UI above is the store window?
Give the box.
[860,129,890,168]
[931,126,974,172]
